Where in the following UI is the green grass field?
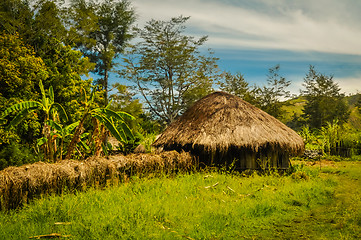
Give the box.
[1,160,361,239]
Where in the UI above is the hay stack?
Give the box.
[153,91,304,169]
[0,151,193,210]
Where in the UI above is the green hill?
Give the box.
[281,97,307,124]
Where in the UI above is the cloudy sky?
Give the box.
[119,0,361,95]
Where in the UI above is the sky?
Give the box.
[113,0,361,95]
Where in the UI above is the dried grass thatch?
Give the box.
[153,92,304,167]
[0,151,193,210]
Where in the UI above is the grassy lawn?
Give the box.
[1,160,361,239]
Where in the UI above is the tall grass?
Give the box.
[0,164,346,240]
[299,121,361,158]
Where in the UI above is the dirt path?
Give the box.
[276,161,361,239]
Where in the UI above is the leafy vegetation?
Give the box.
[121,16,219,123]
[64,88,135,160]
[0,142,39,170]
[67,0,136,106]
[1,80,68,161]
[0,2,360,239]
[301,65,349,128]
[0,0,360,172]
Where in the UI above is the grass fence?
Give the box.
[0,151,194,211]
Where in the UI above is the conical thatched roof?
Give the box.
[153,91,304,155]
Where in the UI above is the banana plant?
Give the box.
[1,80,68,161]
[65,87,135,160]
[41,120,80,161]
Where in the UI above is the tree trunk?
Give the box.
[104,68,108,106]
[65,113,88,160]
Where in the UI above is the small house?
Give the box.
[153,92,304,170]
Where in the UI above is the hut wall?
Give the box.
[168,144,290,171]
[245,152,257,169]
[279,153,290,169]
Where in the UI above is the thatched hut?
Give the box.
[153,91,304,170]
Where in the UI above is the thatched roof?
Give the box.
[153,91,304,155]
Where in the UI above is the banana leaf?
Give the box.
[37,137,48,146]
[118,121,134,139]
[39,80,46,101]
[2,101,41,117]
[51,103,68,122]
[117,111,135,121]
[93,114,125,143]
[6,106,39,129]
[64,121,80,135]
[49,86,54,103]
[46,120,62,132]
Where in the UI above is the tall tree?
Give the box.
[0,0,68,56]
[68,0,136,106]
[109,83,143,118]
[253,65,291,119]
[301,65,349,128]
[0,0,95,121]
[0,0,32,35]
[356,93,361,113]
[121,16,219,123]
[0,33,48,145]
[218,71,254,102]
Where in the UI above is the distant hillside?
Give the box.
[281,97,307,124]
[346,94,361,129]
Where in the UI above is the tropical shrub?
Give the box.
[64,88,135,160]
[0,142,38,170]
[1,80,68,162]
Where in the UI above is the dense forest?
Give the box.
[1,0,361,170]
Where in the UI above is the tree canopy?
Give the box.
[121,16,219,123]
[0,0,359,168]
[218,71,252,101]
[253,65,291,119]
[301,65,349,128]
[67,0,136,106]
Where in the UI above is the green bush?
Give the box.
[0,142,39,170]
[301,121,361,158]
[116,132,142,155]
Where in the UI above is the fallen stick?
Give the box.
[54,222,72,225]
[226,186,235,193]
[204,182,219,188]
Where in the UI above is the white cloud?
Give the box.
[336,75,361,95]
[131,0,361,55]
[128,0,361,95]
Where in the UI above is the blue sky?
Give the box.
[110,0,361,95]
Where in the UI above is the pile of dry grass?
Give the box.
[0,151,194,210]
